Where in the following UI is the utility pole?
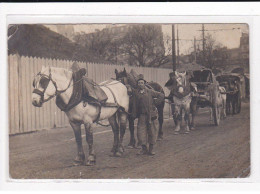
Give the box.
[202,24,205,66]
[177,26,180,66]
[194,37,197,63]
[172,24,176,71]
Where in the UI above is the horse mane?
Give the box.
[49,66,72,79]
[126,72,138,88]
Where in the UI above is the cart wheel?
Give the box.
[237,92,241,114]
[213,104,221,126]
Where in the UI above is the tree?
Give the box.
[121,24,168,67]
[73,24,169,67]
[73,30,113,60]
[197,34,228,69]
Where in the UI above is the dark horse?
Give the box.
[115,68,165,148]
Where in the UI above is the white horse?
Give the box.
[210,86,227,121]
[32,66,129,166]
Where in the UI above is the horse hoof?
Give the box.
[73,156,85,166]
[157,136,163,141]
[118,146,124,153]
[73,160,84,166]
[127,145,135,149]
[190,127,195,131]
[111,147,116,153]
[184,131,190,134]
[147,151,155,156]
[174,131,180,135]
[85,160,96,166]
[114,152,122,157]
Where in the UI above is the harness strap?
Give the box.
[33,88,44,97]
[92,85,120,124]
[103,85,120,108]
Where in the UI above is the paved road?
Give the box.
[9,102,250,179]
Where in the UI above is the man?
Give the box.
[132,74,164,156]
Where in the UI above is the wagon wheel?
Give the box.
[212,86,221,126]
[213,103,221,126]
[237,91,242,114]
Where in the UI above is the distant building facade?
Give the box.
[239,32,249,65]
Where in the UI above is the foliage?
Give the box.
[120,24,167,67]
[73,24,168,67]
[196,34,229,69]
[8,24,104,63]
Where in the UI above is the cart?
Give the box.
[190,69,223,126]
[216,73,242,114]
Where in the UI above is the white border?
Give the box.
[1,2,260,191]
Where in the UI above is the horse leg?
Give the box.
[157,105,164,140]
[174,105,181,135]
[223,98,227,118]
[118,112,128,153]
[108,114,121,157]
[70,121,85,165]
[171,103,177,127]
[184,104,190,134]
[84,123,96,166]
[128,116,136,148]
[190,98,197,130]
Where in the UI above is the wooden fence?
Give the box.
[8,54,172,135]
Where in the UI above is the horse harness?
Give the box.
[32,68,73,103]
[33,69,126,127]
[92,82,121,123]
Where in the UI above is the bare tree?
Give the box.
[73,30,113,61]
[121,24,168,67]
[73,24,169,66]
[196,34,228,69]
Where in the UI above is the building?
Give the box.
[239,32,249,65]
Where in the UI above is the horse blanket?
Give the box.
[56,68,108,111]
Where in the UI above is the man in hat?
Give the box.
[131,74,164,155]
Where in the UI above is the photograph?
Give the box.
[8,23,250,179]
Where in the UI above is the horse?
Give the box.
[165,71,195,134]
[115,68,165,148]
[32,66,129,166]
[210,86,227,121]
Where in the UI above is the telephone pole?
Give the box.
[194,37,197,63]
[202,24,205,66]
[172,24,176,71]
[177,26,180,66]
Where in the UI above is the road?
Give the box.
[9,102,250,179]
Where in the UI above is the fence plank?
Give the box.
[21,57,28,132]
[24,57,32,132]
[17,55,24,133]
[9,55,14,134]
[12,55,20,134]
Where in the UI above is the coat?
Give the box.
[131,87,164,124]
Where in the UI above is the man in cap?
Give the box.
[131,74,164,155]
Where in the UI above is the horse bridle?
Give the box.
[33,68,73,103]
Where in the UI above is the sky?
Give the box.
[162,24,249,55]
[45,23,249,55]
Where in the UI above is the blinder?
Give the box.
[32,68,73,103]
[32,72,52,101]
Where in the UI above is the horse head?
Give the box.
[32,66,72,107]
[174,71,188,94]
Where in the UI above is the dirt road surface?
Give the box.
[9,102,250,179]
